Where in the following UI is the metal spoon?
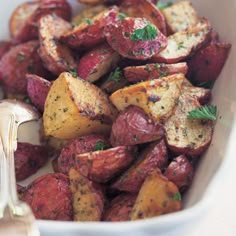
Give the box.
[0,99,40,236]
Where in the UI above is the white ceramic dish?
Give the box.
[1,0,236,235]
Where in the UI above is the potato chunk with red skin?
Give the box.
[0,40,49,96]
[9,0,71,43]
[103,193,137,221]
[105,17,167,60]
[15,142,50,181]
[111,139,168,193]
[124,62,188,83]
[74,146,135,183]
[120,0,167,35]
[164,155,194,192]
[69,168,105,221]
[110,106,164,147]
[0,41,13,59]
[130,170,181,220]
[57,134,110,174]
[20,173,73,221]
[61,6,119,50]
[77,43,120,83]
[152,18,212,64]
[26,74,51,112]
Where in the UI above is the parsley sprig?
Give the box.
[108,67,122,83]
[157,1,173,10]
[95,141,108,151]
[187,105,217,120]
[130,24,158,41]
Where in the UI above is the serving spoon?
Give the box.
[0,99,40,236]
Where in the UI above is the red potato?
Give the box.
[20,173,73,220]
[110,106,164,146]
[120,0,167,35]
[74,146,136,183]
[124,62,188,83]
[152,18,212,64]
[9,0,72,43]
[0,40,49,96]
[38,14,76,76]
[15,142,50,181]
[105,17,167,60]
[111,139,168,193]
[77,43,120,83]
[187,41,231,87]
[61,6,119,50]
[164,155,194,192]
[57,134,110,174]
[102,193,136,221]
[26,74,51,112]
[0,41,13,59]
[164,94,214,157]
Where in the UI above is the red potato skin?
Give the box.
[0,40,49,96]
[15,142,50,181]
[20,173,73,221]
[0,41,13,59]
[120,0,167,35]
[124,62,188,83]
[57,134,110,174]
[110,106,164,147]
[111,139,168,193]
[10,0,71,43]
[74,146,136,183]
[26,74,51,112]
[164,155,194,192]
[105,17,167,60]
[187,41,231,86]
[61,6,119,50]
[77,43,119,81]
[102,193,136,221]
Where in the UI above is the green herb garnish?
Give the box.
[157,1,173,10]
[95,141,108,151]
[86,18,93,25]
[69,69,78,77]
[172,192,181,201]
[130,24,158,41]
[108,67,122,83]
[187,105,217,120]
[17,53,25,63]
[177,41,186,50]
[118,12,126,20]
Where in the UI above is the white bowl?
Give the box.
[1,1,236,235]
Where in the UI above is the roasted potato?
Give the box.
[0,40,13,59]
[57,134,110,174]
[105,17,167,60]
[130,170,181,220]
[110,73,185,122]
[15,142,50,181]
[43,72,118,139]
[161,0,199,34]
[102,193,136,221]
[61,6,119,50]
[120,0,167,35]
[69,168,104,221]
[74,146,136,183]
[20,173,73,220]
[110,106,164,146]
[26,74,51,112]
[0,40,48,96]
[77,43,120,83]
[124,62,188,83]
[111,140,168,193]
[164,155,194,192]
[164,94,213,156]
[152,18,212,64]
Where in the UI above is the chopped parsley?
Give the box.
[69,69,78,77]
[130,24,158,42]
[187,105,217,121]
[172,192,181,201]
[95,141,108,151]
[118,12,126,20]
[86,18,93,26]
[157,1,173,10]
[17,53,25,63]
[108,67,122,83]
[177,41,186,50]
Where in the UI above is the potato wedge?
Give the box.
[130,170,181,220]
[124,62,188,83]
[152,18,211,64]
[77,43,120,83]
[164,94,213,156]
[110,73,184,122]
[111,140,168,193]
[43,72,117,139]
[69,168,104,221]
[162,0,199,34]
